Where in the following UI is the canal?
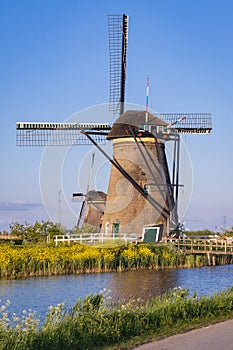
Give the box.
[0,265,233,321]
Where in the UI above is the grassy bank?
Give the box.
[1,287,233,349]
[0,243,211,279]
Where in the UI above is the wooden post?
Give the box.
[212,255,216,266]
[207,253,211,266]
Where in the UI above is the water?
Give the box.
[0,265,233,321]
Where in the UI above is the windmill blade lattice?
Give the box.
[16,122,111,146]
[108,14,128,116]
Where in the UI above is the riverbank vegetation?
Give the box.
[0,243,210,279]
[1,220,232,279]
[1,286,233,350]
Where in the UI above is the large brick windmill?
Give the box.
[16,14,212,240]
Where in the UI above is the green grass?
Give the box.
[91,239,131,248]
[1,287,233,350]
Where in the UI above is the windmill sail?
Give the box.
[77,200,86,227]
[16,122,111,146]
[108,14,128,116]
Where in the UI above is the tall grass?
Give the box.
[1,286,233,350]
[0,243,224,279]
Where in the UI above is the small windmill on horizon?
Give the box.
[16,14,212,241]
[72,153,107,230]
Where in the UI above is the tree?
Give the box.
[9,221,68,244]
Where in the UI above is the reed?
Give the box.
[0,244,219,279]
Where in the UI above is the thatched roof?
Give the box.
[107,110,167,140]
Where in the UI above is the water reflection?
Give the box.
[107,269,180,302]
[0,265,233,322]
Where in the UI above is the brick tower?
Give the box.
[101,110,176,238]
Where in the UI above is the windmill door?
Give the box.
[113,220,120,236]
[142,226,162,242]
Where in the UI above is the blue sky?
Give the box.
[1,0,233,232]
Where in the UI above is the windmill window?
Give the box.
[144,184,150,195]
[105,222,110,234]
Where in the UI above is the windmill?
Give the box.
[72,153,107,229]
[16,14,212,240]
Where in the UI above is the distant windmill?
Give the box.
[72,153,107,229]
[16,14,212,240]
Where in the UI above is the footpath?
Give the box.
[134,319,233,350]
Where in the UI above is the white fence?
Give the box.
[54,233,139,246]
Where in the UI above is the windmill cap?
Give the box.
[107,110,167,140]
[86,190,107,201]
